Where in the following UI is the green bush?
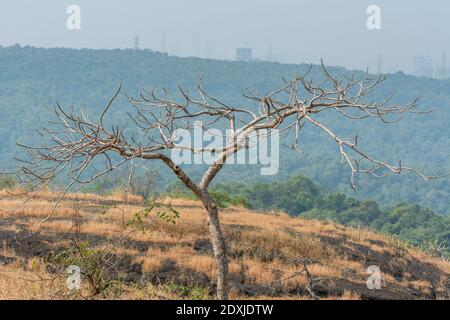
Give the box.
[47,241,122,297]
[0,175,16,189]
[420,239,449,261]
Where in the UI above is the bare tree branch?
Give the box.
[15,64,438,299]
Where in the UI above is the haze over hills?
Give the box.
[1,45,450,213]
[3,1,450,74]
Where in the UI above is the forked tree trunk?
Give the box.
[163,160,229,299]
[201,198,229,299]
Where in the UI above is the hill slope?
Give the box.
[0,191,448,300]
[1,45,450,213]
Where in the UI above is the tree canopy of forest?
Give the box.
[2,45,450,213]
[206,175,450,253]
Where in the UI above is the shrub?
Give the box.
[47,241,123,297]
[0,175,17,189]
[420,239,449,261]
[127,199,180,233]
[388,235,410,257]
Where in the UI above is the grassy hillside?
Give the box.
[0,191,449,300]
[1,45,450,213]
[208,175,450,252]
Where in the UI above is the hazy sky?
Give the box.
[0,0,449,73]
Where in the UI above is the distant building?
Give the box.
[436,69,450,79]
[435,51,450,79]
[236,48,252,62]
[413,54,434,78]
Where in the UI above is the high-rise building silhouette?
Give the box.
[236,48,252,61]
[437,51,448,79]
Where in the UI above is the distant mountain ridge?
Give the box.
[1,45,450,213]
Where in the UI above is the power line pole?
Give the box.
[442,50,446,79]
[161,29,166,53]
[134,34,140,50]
[377,53,382,74]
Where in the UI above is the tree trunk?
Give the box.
[202,198,229,300]
[162,158,229,299]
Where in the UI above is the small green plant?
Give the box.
[127,199,180,233]
[388,235,410,257]
[0,175,17,189]
[47,241,122,297]
[165,282,208,300]
[165,282,189,297]
[189,287,208,300]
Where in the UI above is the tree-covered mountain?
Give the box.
[1,45,450,213]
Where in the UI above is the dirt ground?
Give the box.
[0,190,449,300]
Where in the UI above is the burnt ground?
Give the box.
[0,197,449,300]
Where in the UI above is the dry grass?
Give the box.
[0,190,449,300]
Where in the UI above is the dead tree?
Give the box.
[16,62,433,299]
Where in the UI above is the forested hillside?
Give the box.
[206,175,450,255]
[1,45,450,213]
